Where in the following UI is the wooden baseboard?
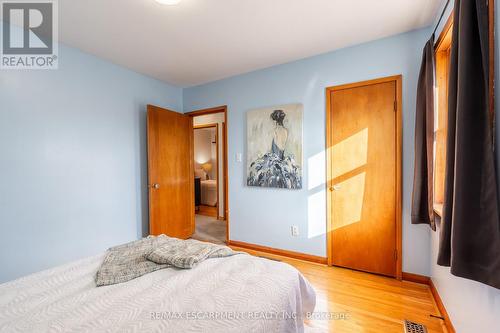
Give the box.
[402,272,455,333]
[429,279,455,333]
[402,272,431,285]
[227,240,328,265]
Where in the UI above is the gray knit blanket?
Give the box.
[95,235,243,286]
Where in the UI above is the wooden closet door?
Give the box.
[328,78,400,277]
[147,105,194,238]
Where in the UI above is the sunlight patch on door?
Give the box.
[332,128,368,179]
[332,172,366,230]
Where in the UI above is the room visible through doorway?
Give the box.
[188,107,228,245]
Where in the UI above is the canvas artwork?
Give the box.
[247,104,303,189]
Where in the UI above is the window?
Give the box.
[433,16,453,216]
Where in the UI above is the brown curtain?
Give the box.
[437,0,500,289]
[411,36,436,231]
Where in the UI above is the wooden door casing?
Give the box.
[147,105,194,239]
[326,76,402,279]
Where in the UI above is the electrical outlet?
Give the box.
[236,153,242,162]
[291,226,299,236]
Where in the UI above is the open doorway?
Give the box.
[194,124,219,217]
[187,106,228,245]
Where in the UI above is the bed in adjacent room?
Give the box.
[195,168,218,207]
[0,237,316,333]
[200,179,217,207]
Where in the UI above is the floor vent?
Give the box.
[404,320,427,333]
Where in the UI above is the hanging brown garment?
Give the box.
[437,0,500,289]
[411,36,436,231]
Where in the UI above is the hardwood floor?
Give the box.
[196,205,217,217]
[230,246,448,333]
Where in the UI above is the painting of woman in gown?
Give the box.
[247,105,302,189]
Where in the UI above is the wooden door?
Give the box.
[326,76,401,278]
[147,105,194,238]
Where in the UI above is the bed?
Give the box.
[200,179,217,206]
[195,168,218,207]
[0,252,316,332]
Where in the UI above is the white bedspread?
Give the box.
[0,253,315,332]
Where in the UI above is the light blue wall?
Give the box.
[428,1,500,332]
[0,44,183,282]
[184,28,432,275]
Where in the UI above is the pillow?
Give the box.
[194,168,207,179]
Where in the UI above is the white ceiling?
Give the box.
[59,0,444,87]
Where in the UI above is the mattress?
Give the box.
[0,253,316,332]
[201,179,217,206]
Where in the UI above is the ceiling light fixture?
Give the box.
[155,0,181,5]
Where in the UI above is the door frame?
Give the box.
[325,75,402,280]
[186,106,229,243]
[193,123,220,217]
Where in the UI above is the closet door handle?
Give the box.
[330,184,341,191]
[151,183,160,189]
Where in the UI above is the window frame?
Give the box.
[432,2,495,217]
[433,14,453,217]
